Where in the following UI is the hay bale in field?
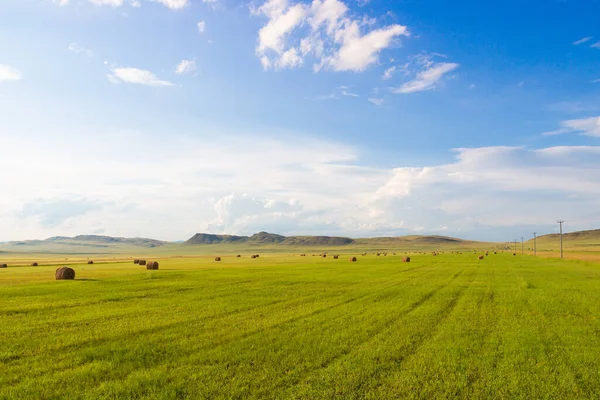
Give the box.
[513,253,516,256]
[478,255,484,260]
[300,254,306,256]
[146,261,159,270]
[362,253,367,256]
[237,255,241,258]
[251,255,256,259]
[138,260,147,266]
[333,255,339,259]
[432,252,437,256]
[215,257,222,261]
[254,254,260,258]
[134,259,140,264]
[55,267,75,280]
[376,253,380,256]
[31,262,38,266]
[0,264,7,268]
[494,251,497,255]
[87,260,94,264]
[322,254,327,258]
[393,253,396,256]
[349,256,357,262]
[402,256,411,262]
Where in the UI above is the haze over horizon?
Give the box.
[1,0,599,242]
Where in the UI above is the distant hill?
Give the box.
[535,229,600,242]
[184,232,469,247]
[5,235,167,249]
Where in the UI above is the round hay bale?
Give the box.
[478,255,484,260]
[300,254,306,256]
[333,255,339,259]
[402,256,411,262]
[362,253,367,256]
[494,251,497,255]
[513,253,516,256]
[134,259,140,264]
[255,254,260,258]
[87,260,94,264]
[349,256,357,262]
[31,262,38,266]
[0,263,7,268]
[146,261,159,270]
[237,255,241,258]
[322,254,327,258]
[251,255,256,259]
[215,257,221,262]
[55,267,75,280]
[139,260,147,266]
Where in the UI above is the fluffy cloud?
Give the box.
[543,116,600,137]
[108,67,174,86]
[2,127,600,241]
[175,59,197,75]
[0,65,21,83]
[197,21,206,33]
[253,0,409,72]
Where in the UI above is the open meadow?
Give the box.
[2,250,600,399]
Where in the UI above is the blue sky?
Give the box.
[0,0,599,242]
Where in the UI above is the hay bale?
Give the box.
[478,255,484,260]
[349,256,357,262]
[215,257,221,261]
[362,253,367,256]
[0,264,7,268]
[55,267,75,280]
[87,260,94,264]
[31,262,38,266]
[300,254,306,256]
[251,255,256,259]
[322,254,327,258]
[494,251,497,255]
[146,261,159,270]
[138,260,147,266]
[333,255,339,259]
[402,256,411,262]
[255,254,260,258]
[513,253,516,256]
[134,259,140,264]
[237,255,241,258]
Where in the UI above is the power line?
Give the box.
[558,220,564,259]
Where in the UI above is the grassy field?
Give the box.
[2,252,600,399]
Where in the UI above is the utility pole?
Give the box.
[514,239,517,254]
[533,232,537,256]
[558,220,564,259]
[521,237,524,255]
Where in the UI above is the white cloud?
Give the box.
[197,21,206,33]
[108,67,174,86]
[392,60,458,94]
[130,0,141,6]
[53,0,70,5]
[154,0,189,8]
[0,65,21,83]
[382,66,395,80]
[591,41,600,49]
[543,116,600,137]
[90,0,124,6]
[573,36,593,45]
[254,0,408,72]
[67,43,93,58]
[3,128,600,241]
[368,97,383,106]
[175,59,197,75]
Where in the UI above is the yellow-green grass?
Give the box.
[2,253,600,399]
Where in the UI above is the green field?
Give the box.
[2,252,600,399]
